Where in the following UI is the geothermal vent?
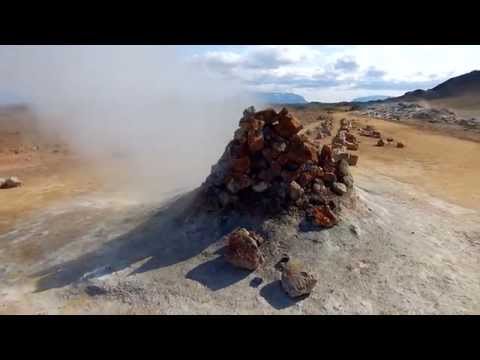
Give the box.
[201,106,358,228]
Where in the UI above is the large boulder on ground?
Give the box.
[225,228,265,271]
[276,256,317,299]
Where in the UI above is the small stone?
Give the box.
[288,181,304,201]
[332,182,348,195]
[277,258,317,299]
[376,139,385,147]
[396,142,405,148]
[252,181,270,193]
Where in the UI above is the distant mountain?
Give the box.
[255,92,308,105]
[397,70,480,101]
[352,95,390,102]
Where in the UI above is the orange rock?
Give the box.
[231,156,251,174]
[286,141,318,164]
[311,206,338,228]
[273,114,303,138]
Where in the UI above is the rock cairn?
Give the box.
[203,107,355,225]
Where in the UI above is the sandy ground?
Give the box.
[1,108,479,314]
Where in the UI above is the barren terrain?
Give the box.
[1,107,479,314]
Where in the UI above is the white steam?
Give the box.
[0,45,259,199]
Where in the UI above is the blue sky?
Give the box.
[176,45,480,102]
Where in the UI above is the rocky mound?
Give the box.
[201,106,357,227]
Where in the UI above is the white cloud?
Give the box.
[185,45,480,102]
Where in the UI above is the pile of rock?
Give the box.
[359,125,381,139]
[0,176,22,189]
[331,118,359,166]
[203,107,355,223]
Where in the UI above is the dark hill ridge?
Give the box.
[398,70,480,101]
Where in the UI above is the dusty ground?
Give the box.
[1,107,479,314]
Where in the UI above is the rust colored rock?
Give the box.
[376,139,385,147]
[274,113,303,138]
[286,141,318,165]
[319,144,334,167]
[230,141,250,158]
[311,206,338,228]
[225,228,265,271]
[387,137,394,142]
[231,156,251,174]
[254,108,278,124]
[277,257,317,299]
[397,142,405,148]
[247,130,264,153]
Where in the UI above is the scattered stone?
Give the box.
[276,257,317,299]
[396,142,405,148]
[1,176,22,189]
[224,228,265,271]
[376,139,385,147]
[386,137,394,142]
[348,154,359,166]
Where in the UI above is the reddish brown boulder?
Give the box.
[319,145,334,167]
[311,206,338,228]
[225,228,265,271]
[231,156,250,174]
[274,113,303,138]
[286,141,318,164]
